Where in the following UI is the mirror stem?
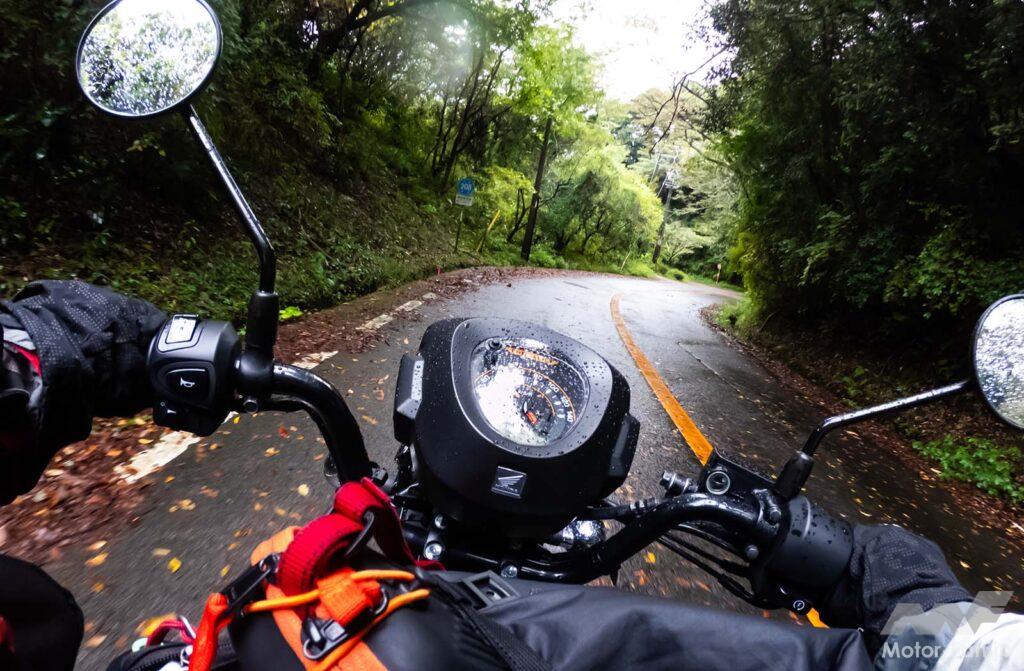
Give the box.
[183,106,276,294]
[775,379,973,500]
[801,379,973,457]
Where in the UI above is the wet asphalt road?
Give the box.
[51,272,1024,669]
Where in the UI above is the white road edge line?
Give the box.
[395,299,423,312]
[116,431,200,483]
[294,350,339,370]
[357,313,394,331]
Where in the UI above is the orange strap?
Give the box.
[317,570,381,625]
[222,569,426,671]
[189,524,425,671]
[310,589,431,671]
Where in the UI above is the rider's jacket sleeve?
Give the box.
[0,325,45,503]
[473,575,874,671]
[876,604,1024,670]
[820,524,972,653]
[0,325,40,434]
[0,280,166,505]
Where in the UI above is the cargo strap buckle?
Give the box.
[221,553,279,618]
[300,589,389,660]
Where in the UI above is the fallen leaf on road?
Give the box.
[645,552,657,564]
[152,548,171,557]
[168,557,182,573]
[278,427,290,439]
[233,415,240,424]
[84,635,107,649]
[86,552,108,567]
[297,484,310,497]
[138,438,153,445]
[91,582,105,594]
[265,447,279,457]
[220,565,231,578]
[87,540,107,551]
[361,415,379,426]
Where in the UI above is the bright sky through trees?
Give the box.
[548,0,719,101]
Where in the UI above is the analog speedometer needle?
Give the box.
[520,399,539,425]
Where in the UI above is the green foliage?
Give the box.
[279,306,304,322]
[1,0,665,317]
[620,258,656,278]
[716,296,759,333]
[708,0,1024,336]
[529,246,569,270]
[915,436,1024,504]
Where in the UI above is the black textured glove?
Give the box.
[0,280,167,504]
[819,523,971,653]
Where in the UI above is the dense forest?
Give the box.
[2,0,1022,335]
[1,0,671,320]
[714,0,1024,337]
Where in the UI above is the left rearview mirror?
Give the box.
[76,0,221,118]
[973,294,1024,430]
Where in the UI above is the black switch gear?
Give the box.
[164,367,210,404]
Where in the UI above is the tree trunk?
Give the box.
[652,182,674,265]
[521,116,553,262]
[506,188,527,242]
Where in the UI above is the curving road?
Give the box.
[50,271,1023,669]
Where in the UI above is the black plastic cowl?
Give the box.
[394,318,639,538]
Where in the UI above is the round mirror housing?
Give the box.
[973,294,1024,430]
[76,0,221,118]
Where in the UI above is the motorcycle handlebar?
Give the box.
[265,363,373,481]
[403,491,777,583]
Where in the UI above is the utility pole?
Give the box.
[521,116,553,262]
[652,172,674,266]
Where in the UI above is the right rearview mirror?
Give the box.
[973,294,1024,430]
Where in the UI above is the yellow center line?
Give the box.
[610,293,714,465]
[609,291,827,628]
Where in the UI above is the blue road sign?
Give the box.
[456,178,475,206]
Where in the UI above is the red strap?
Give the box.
[277,479,440,595]
[189,593,229,671]
[145,618,196,646]
[0,616,13,653]
[276,514,363,595]
[9,344,40,378]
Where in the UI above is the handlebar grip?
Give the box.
[764,496,854,590]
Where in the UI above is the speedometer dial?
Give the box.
[470,338,589,446]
